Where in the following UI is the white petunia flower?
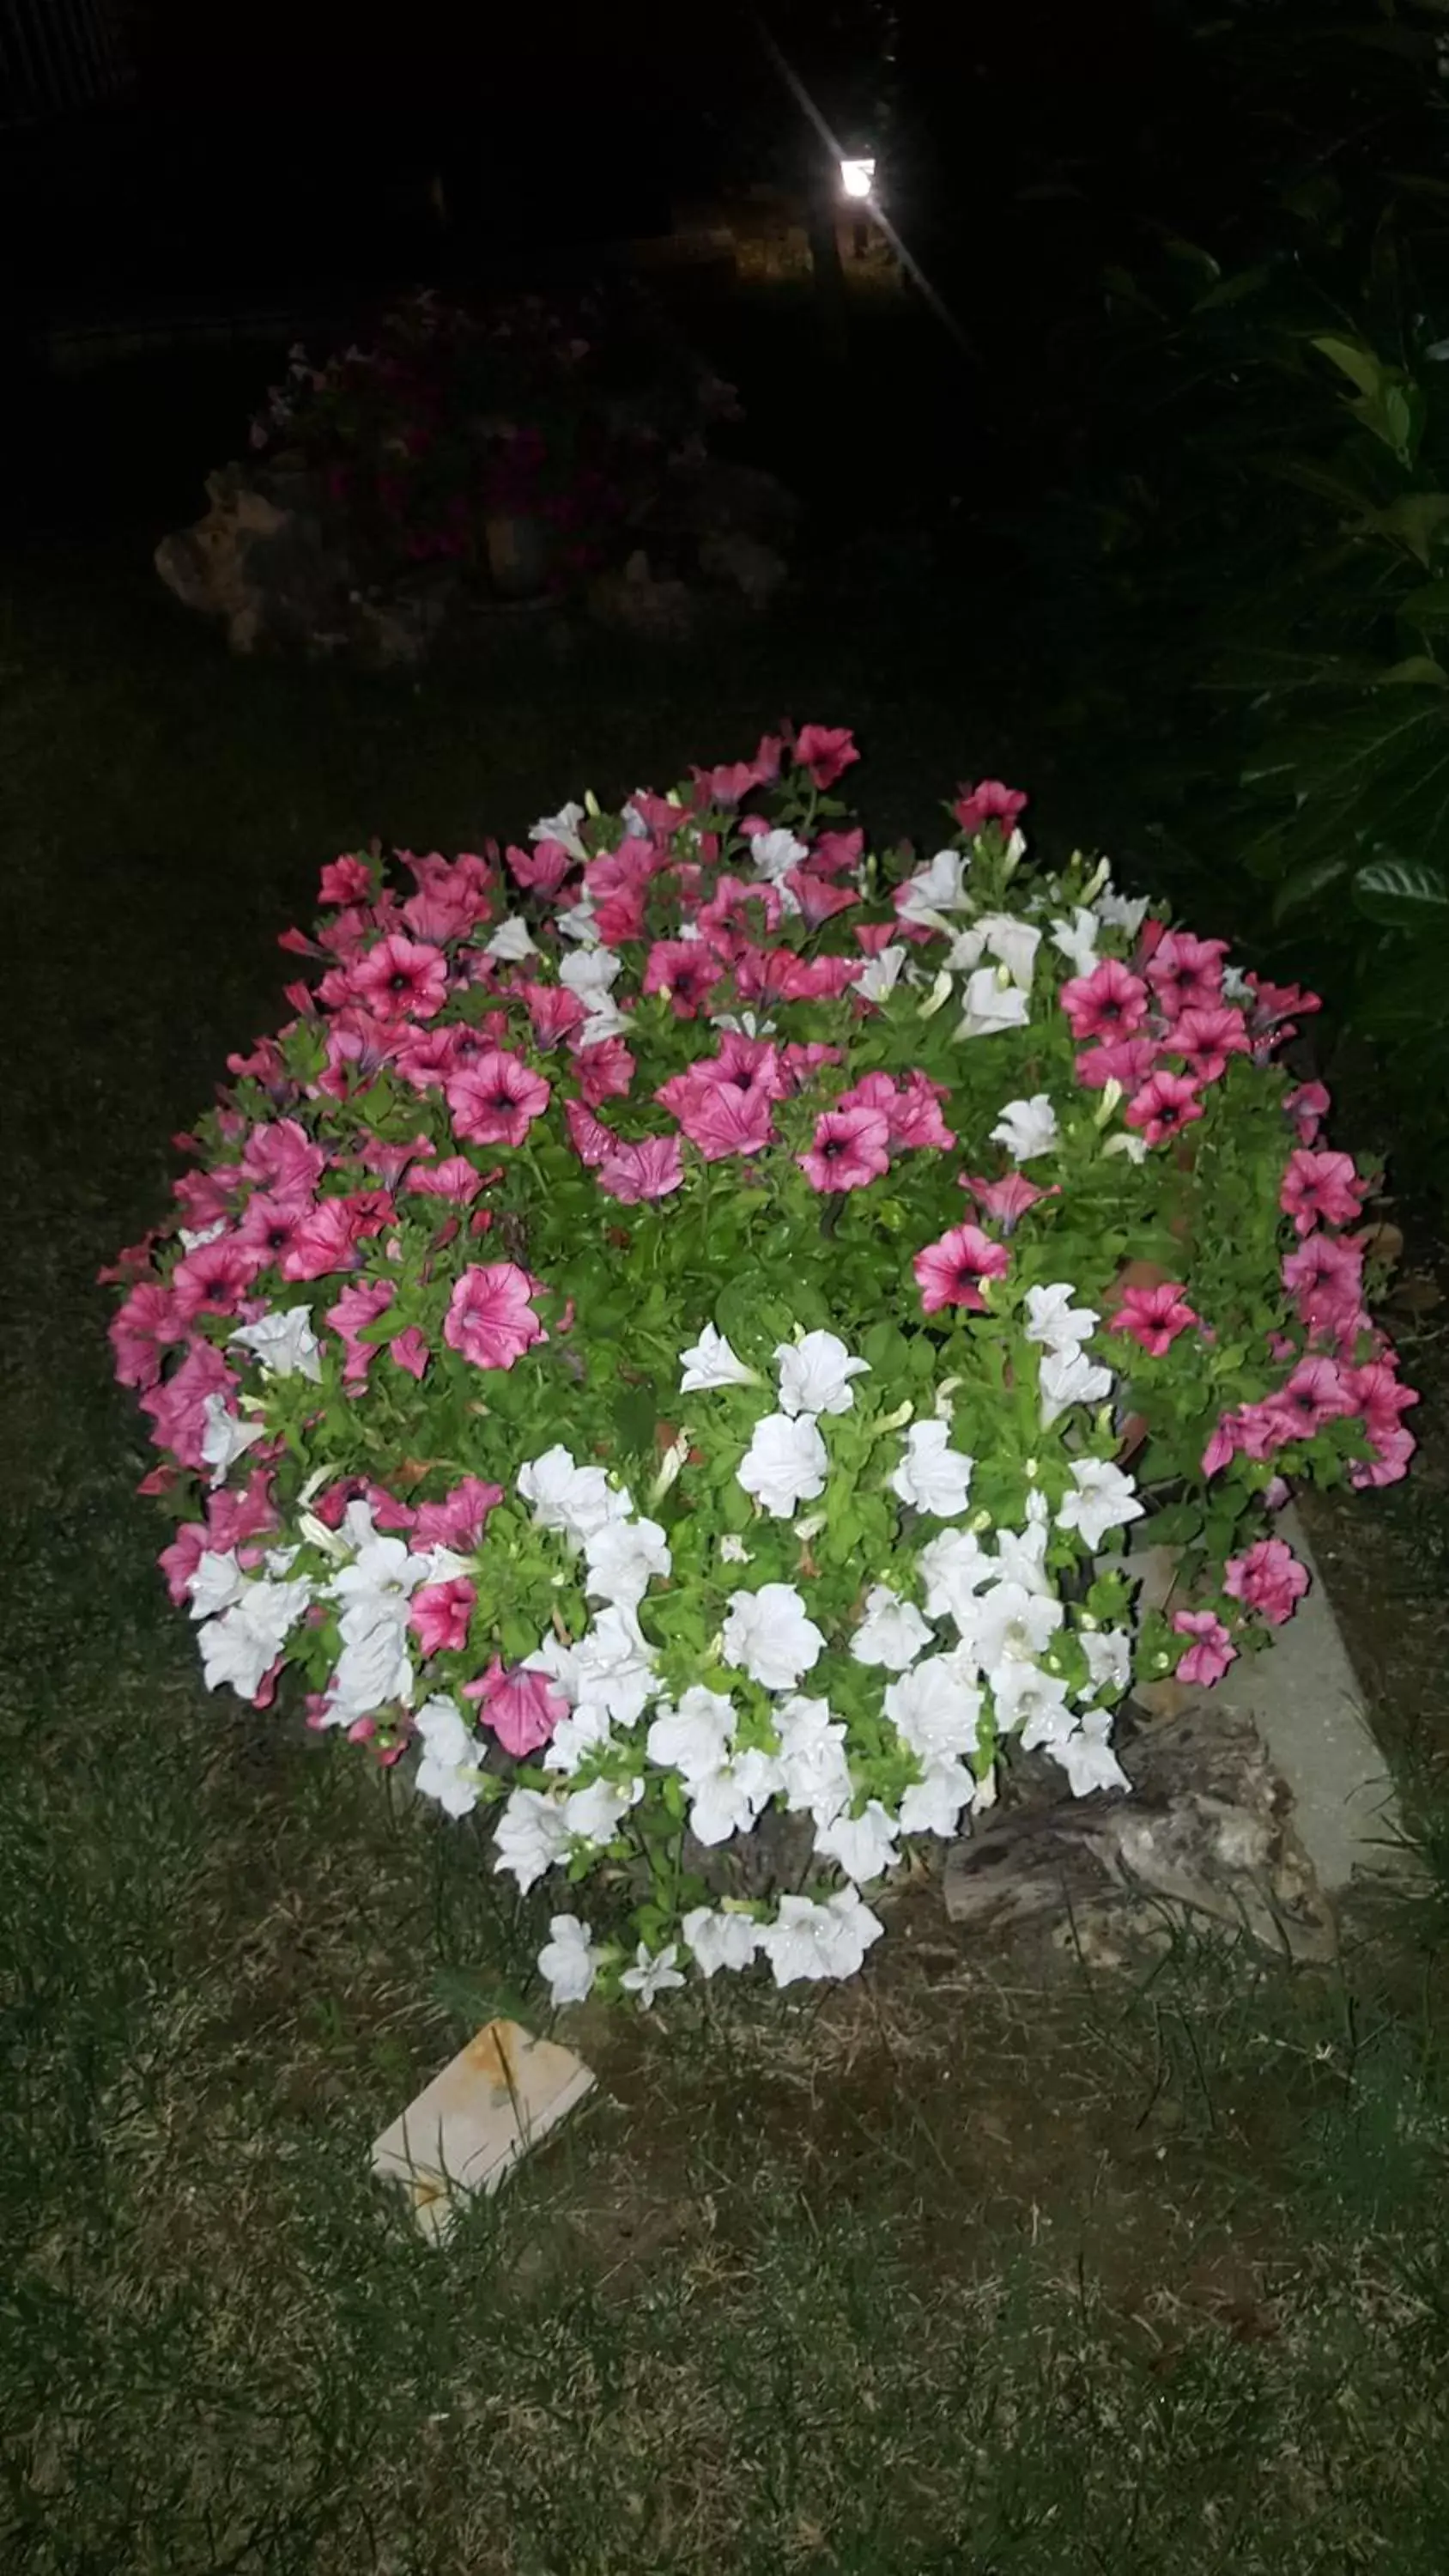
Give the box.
[850,1584,934,1672]
[891,1419,974,1517]
[774,1329,869,1419]
[991,1506,1053,1598]
[494,1788,571,1892]
[1222,963,1252,1005]
[678,1322,761,1391]
[883,1653,983,1763]
[942,924,985,973]
[333,1532,433,1631]
[541,1705,614,1776]
[482,914,539,962]
[755,1886,885,1987]
[814,1798,900,1884]
[178,1218,227,1254]
[518,1446,630,1545]
[963,1580,1064,1674]
[721,1585,825,1692]
[1056,1458,1143,1552]
[646,1686,735,1783]
[978,912,1040,990]
[897,847,972,924]
[990,1094,1058,1162]
[718,1533,751,1565]
[620,1941,687,2008]
[228,1305,323,1381]
[682,1905,759,1977]
[187,1547,248,1621]
[898,1760,977,1838]
[1052,1709,1131,1799]
[1051,907,1100,976]
[688,1747,784,1847]
[991,1660,1075,1749]
[329,1619,415,1721]
[772,1693,852,1824]
[749,826,808,885]
[556,893,600,946]
[413,1695,481,1817]
[584,1515,670,1609]
[1040,1345,1113,1429]
[570,1607,659,1727]
[1023,1282,1100,1355]
[537,1914,602,2007]
[197,1574,312,1701]
[1080,1628,1133,1698]
[1096,886,1150,937]
[530,799,589,860]
[564,1774,642,1847]
[955,965,1032,1039]
[737,1412,828,1518]
[199,1394,268,1486]
[918,1528,997,1626]
[1102,1131,1149,1165]
[858,943,906,1002]
[559,946,621,1004]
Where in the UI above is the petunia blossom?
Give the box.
[597,1134,684,1204]
[1223,1537,1309,1626]
[797,1104,891,1194]
[1125,1070,1204,1148]
[443,1262,547,1371]
[721,1583,825,1690]
[913,1223,1010,1315]
[447,1050,551,1148]
[409,1576,476,1656]
[1059,957,1149,1042]
[737,1412,828,1518]
[890,1419,973,1516]
[464,1656,567,1757]
[679,1323,761,1392]
[1173,1609,1237,1687]
[1109,1281,1198,1356]
[793,722,860,787]
[1280,1148,1366,1237]
[774,1330,870,1418]
[990,1094,1058,1162]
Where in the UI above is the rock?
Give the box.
[698,528,787,609]
[587,549,695,643]
[942,1700,1336,1963]
[155,461,354,656]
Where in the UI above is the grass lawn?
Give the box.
[4,407,1449,2571]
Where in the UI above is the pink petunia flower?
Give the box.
[443,1263,547,1370]
[138,1340,237,1471]
[413,1476,503,1552]
[409,1577,476,1657]
[234,1189,317,1267]
[954,778,1028,836]
[109,1280,183,1389]
[408,1157,487,1206]
[1268,1356,1355,1441]
[1280,1148,1366,1237]
[318,854,374,906]
[1173,1610,1237,1687]
[325,1279,395,1384]
[1223,1538,1309,1626]
[1282,1231,1367,1339]
[1075,1036,1158,1093]
[521,983,587,1048]
[391,1325,432,1379]
[1345,1358,1419,1446]
[241,1118,326,1197]
[792,723,860,788]
[912,1222,1010,1315]
[960,1172,1053,1230]
[347,933,450,1022]
[506,839,573,896]
[1352,1425,1416,1488]
[564,1098,616,1167]
[446,1050,551,1147]
[1166,1005,1250,1086]
[278,1191,391,1283]
[1284,1081,1331,1145]
[642,939,726,1017]
[571,1036,635,1105]
[1059,957,1150,1043]
[670,1076,776,1163]
[837,1070,955,1151]
[463,1657,567,1758]
[597,1134,685,1203]
[1146,932,1228,1019]
[170,1234,266,1324]
[1125,1070,1204,1146]
[797,1104,891,1193]
[1110,1281,1199,1356]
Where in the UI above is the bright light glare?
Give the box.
[840,158,876,201]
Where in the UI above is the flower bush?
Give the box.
[107,729,1416,2006]
[250,285,741,592]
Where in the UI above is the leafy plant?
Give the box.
[106,732,1414,2007]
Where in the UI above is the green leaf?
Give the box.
[1309,334,1385,401]
[1399,581,1449,630]
[1352,855,1449,927]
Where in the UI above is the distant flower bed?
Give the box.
[107,731,1416,2007]
[249,283,741,593]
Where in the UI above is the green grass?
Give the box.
[5,517,1449,2573]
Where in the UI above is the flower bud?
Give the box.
[916,969,953,1021]
[1093,1078,1124,1127]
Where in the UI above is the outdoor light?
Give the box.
[839,157,876,201]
